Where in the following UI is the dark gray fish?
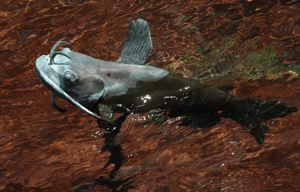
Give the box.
[35,19,296,143]
[35,19,167,119]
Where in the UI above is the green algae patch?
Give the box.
[288,63,300,73]
[167,35,299,82]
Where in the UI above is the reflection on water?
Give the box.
[0,0,299,191]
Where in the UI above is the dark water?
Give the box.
[0,0,299,191]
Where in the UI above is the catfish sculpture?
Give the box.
[35,19,297,143]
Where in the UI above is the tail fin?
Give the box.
[224,99,297,144]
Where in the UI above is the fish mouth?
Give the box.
[35,55,102,120]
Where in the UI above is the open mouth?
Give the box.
[35,51,102,120]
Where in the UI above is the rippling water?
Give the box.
[0,0,299,191]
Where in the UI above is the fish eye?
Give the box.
[64,71,77,82]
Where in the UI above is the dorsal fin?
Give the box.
[117,19,153,65]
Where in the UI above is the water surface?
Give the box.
[0,0,299,191]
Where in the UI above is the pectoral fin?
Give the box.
[117,19,153,65]
[98,103,114,123]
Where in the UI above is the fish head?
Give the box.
[35,41,104,119]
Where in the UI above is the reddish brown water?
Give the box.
[0,0,299,191]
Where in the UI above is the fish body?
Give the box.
[35,19,168,119]
[35,19,296,143]
[35,48,168,107]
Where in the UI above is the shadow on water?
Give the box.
[73,94,297,191]
[74,114,133,192]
